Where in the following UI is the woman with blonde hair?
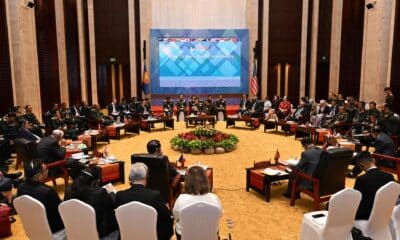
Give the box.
[173,166,222,239]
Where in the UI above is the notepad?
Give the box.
[280,159,299,166]
[262,168,287,176]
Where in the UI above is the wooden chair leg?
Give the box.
[290,179,298,206]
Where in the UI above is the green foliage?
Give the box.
[171,127,238,153]
[188,139,202,150]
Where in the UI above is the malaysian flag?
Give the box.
[250,60,258,96]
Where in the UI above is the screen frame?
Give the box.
[150,29,249,95]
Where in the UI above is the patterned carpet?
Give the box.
[8,121,356,240]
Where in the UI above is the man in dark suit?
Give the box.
[17,159,64,233]
[284,137,322,197]
[137,98,152,119]
[354,151,394,220]
[36,129,66,178]
[64,167,118,237]
[238,94,250,116]
[371,126,397,156]
[15,120,41,142]
[114,162,173,240]
[147,140,178,184]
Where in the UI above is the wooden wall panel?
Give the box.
[64,0,81,106]
[268,0,303,104]
[256,0,263,98]
[305,0,313,98]
[315,0,333,101]
[82,0,92,105]
[134,0,142,98]
[338,0,365,99]
[390,0,400,114]
[96,64,112,107]
[0,0,13,115]
[94,0,130,105]
[35,0,60,112]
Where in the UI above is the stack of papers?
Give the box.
[262,168,287,176]
[71,153,89,159]
[280,159,299,166]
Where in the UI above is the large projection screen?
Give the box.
[150,29,249,95]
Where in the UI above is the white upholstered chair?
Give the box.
[390,205,400,240]
[300,188,362,240]
[58,199,118,240]
[13,195,66,240]
[115,201,158,240]
[354,181,400,240]
[180,202,222,240]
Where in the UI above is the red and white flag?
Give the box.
[250,60,258,96]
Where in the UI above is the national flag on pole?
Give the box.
[250,60,258,96]
[142,62,150,95]
[178,153,186,167]
[274,149,280,163]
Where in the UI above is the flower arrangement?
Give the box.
[170,127,239,154]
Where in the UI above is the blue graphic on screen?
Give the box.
[151,29,249,95]
[159,38,241,88]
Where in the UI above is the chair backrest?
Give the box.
[13,195,55,240]
[390,205,400,240]
[253,160,270,169]
[115,201,157,240]
[323,188,362,238]
[58,199,99,240]
[14,138,38,162]
[365,181,400,237]
[180,202,222,240]
[131,154,170,203]
[313,148,353,196]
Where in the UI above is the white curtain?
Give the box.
[152,0,246,28]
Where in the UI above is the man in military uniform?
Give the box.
[367,102,381,120]
[384,87,395,112]
[176,94,187,121]
[162,97,174,118]
[215,94,227,119]
[92,104,114,127]
[351,101,369,135]
[23,105,43,137]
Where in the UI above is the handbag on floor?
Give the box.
[0,204,12,237]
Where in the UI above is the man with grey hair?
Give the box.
[114,163,173,240]
[36,129,67,178]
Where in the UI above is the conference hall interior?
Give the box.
[1,0,400,239]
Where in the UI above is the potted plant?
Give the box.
[181,139,190,153]
[214,141,225,154]
[170,136,182,150]
[202,139,215,154]
[188,139,202,154]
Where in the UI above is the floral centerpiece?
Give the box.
[170,127,239,154]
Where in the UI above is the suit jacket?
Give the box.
[36,136,66,177]
[295,147,322,189]
[354,168,394,220]
[114,184,173,240]
[15,128,39,142]
[239,99,250,110]
[64,186,118,237]
[107,103,119,115]
[36,136,66,164]
[17,180,64,233]
[372,132,396,156]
